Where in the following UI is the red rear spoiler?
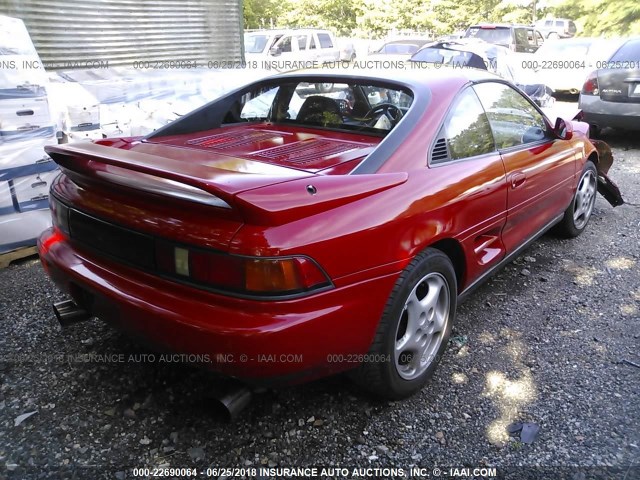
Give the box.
[45,142,248,206]
[45,142,409,225]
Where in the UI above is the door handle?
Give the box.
[510,172,526,189]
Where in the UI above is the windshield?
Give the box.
[536,39,592,57]
[466,27,511,46]
[244,34,270,54]
[378,43,422,55]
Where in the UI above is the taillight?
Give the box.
[581,71,599,95]
[155,242,330,296]
[39,227,66,257]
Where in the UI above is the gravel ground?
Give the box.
[0,128,639,480]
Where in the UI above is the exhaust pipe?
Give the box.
[53,300,91,327]
[208,382,252,422]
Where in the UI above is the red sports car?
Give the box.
[38,69,622,399]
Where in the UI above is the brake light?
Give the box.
[155,242,330,296]
[581,71,599,95]
[40,227,66,256]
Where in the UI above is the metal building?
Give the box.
[0,0,243,69]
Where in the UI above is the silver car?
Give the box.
[579,37,640,134]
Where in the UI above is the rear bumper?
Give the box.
[38,228,397,384]
[579,95,640,130]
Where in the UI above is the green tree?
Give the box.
[243,0,286,29]
[548,0,640,36]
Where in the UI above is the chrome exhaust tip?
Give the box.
[209,383,252,422]
[53,299,91,327]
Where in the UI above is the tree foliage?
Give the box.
[243,0,640,38]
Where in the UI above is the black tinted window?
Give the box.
[278,37,292,53]
[514,28,529,46]
[318,34,333,49]
[474,82,548,149]
[440,88,494,162]
[610,39,640,62]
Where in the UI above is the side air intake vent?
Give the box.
[431,138,449,163]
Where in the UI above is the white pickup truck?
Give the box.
[244,29,340,67]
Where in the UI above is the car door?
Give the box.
[473,81,576,253]
[429,86,508,284]
[271,35,301,63]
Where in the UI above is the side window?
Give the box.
[296,35,307,51]
[514,28,528,47]
[235,86,280,122]
[278,36,292,53]
[435,87,495,163]
[473,82,549,149]
[535,31,544,45]
[309,36,317,49]
[318,33,333,49]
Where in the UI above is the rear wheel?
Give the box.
[555,161,597,238]
[350,249,457,399]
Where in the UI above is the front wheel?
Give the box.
[555,161,597,238]
[350,249,457,399]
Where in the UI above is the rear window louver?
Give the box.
[186,130,283,149]
[431,138,449,163]
[251,139,361,165]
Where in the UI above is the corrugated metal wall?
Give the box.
[0,0,243,68]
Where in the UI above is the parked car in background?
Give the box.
[267,29,340,65]
[533,38,623,94]
[243,29,287,61]
[465,24,545,53]
[369,39,432,57]
[579,37,640,135]
[244,29,340,67]
[409,39,555,107]
[338,39,356,62]
[39,67,621,399]
[534,18,577,39]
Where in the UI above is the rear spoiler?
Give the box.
[45,142,244,206]
[45,142,409,225]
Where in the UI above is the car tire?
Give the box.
[555,161,597,238]
[589,124,601,138]
[548,32,559,39]
[349,248,457,399]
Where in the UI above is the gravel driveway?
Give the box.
[1,129,638,480]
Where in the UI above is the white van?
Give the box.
[244,29,340,66]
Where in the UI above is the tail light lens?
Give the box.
[581,71,599,95]
[51,194,331,297]
[155,242,331,296]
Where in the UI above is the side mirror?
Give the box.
[554,117,573,140]
[269,47,281,56]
